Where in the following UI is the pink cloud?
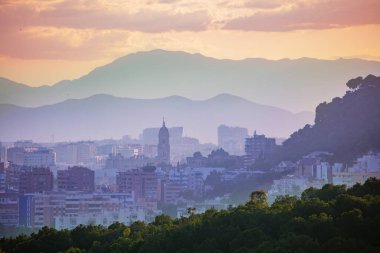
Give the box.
[158,0,182,3]
[0,1,211,60]
[242,0,284,10]
[224,0,380,31]
[40,9,210,32]
[0,2,211,33]
[0,27,127,60]
[0,5,35,33]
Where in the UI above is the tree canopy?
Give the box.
[2,178,380,253]
[281,74,380,163]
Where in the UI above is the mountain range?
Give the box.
[0,94,313,143]
[1,50,380,112]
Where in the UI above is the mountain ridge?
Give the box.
[1,50,380,112]
[0,93,314,143]
[0,93,311,115]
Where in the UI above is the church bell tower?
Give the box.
[157,118,170,164]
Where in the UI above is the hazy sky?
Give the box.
[1,0,380,86]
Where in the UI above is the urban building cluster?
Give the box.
[1,122,379,232]
[268,151,380,201]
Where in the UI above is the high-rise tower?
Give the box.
[157,119,170,164]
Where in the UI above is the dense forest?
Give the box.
[1,178,380,253]
[278,74,380,163]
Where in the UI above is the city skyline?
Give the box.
[1,0,380,248]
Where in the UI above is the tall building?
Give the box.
[4,165,53,194]
[105,153,125,170]
[54,141,96,165]
[0,163,5,192]
[19,194,34,227]
[19,192,136,229]
[7,147,55,167]
[0,193,19,226]
[169,127,183,140]
[19,167,54,193]
[6,147,25,166]
[245,132,276,167]
[0,141,3,162]
[157,120,170,165]
[23,148,56,168]
[162,168,204,204]
[141,128,160,145]
[76,142,96,164]
[218,125,248,155]
[116,166,161,203]
[54,143,78,164]
[1,145,6,163]
[57,166,95,192]
[4,163,21,192]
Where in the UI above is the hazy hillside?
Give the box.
[282,75,380,163]
[0,94,313,143]
[1,50,380,112]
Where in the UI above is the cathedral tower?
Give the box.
[157,119,170,164]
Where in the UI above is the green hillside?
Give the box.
[281,74,380,163]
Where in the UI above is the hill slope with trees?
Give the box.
[281,74,380,163]
[1,178,380,253]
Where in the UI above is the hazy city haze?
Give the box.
[0,93,313,143]
[1,1,380,250]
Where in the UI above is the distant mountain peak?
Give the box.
[1,50,380,112]
[0,93,314,143]
[208,93,252,103]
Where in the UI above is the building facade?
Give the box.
[244,133,276,167]
[7,147,55,167]
[23,149,56,168]
[19,167,54,194]
[218,125,248,155]
[0,193,19,226]
[116,166,161,203]
[57,166,95,192]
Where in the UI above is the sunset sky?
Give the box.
[1,0,380,86]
